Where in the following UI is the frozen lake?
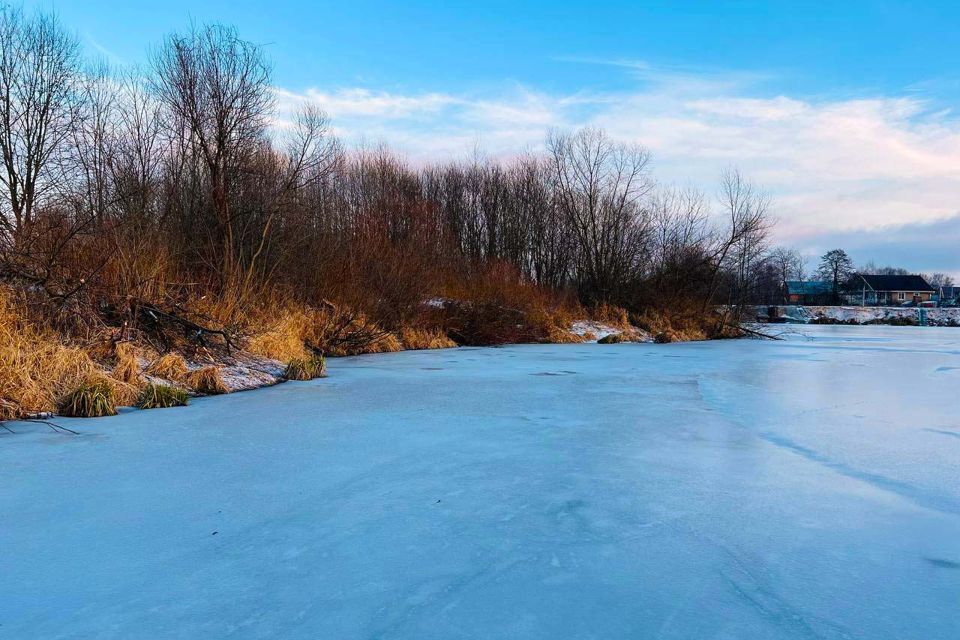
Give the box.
[2,325,959,639]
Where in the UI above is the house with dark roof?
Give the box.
[785,280,833,305]
[848,274,935,306]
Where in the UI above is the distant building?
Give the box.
[848,274,935,306]
[938,285,960,305]
[785,280,833,305]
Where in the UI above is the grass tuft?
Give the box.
[544,324,584,344]
[57,379,117,417]
[283,353,327,381]
[137,383,189,409]
[183,366,229,395]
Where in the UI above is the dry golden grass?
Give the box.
[302,308,400,356]
[0,398,18,422]
[183,366,229,395]
[111,342,141,386]
[354,331,402,355]
[590,302,631,329]
[109,377,142,407]
[636,309,709,343]
[248,293,588,356]
[523,302,586,344]
[145,352,189,381]
[248,306,405,358]
[247,309,311,361]
[0,287,100,418]
[398,327,457,350]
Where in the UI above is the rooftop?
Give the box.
[857,274,934,292]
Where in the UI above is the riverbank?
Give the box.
[1,281,659,421]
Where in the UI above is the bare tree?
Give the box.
[0,2,792,347]
[151,23,273,287]
[70,60,119,227]
[241,103,340,293]
[926,272,955,289]
[112,69,164,221]
[548,127,653,303]
[0,6,82,241]
[510,154,570,289]
[768,246,804,301]
[706,168,772,315]
[644,185,711,308]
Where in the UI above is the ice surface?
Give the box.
[2,325,959,639]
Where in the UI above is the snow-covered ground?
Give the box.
[802,305,960,325]
[2,326,959,638]
[569,319,651,342]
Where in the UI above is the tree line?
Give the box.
[0,6,777,342]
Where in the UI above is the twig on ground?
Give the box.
[23,419,79,435]
[733,323,783,340]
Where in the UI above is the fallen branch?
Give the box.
[732,323,783,340]
[0,418,79,435]
[24,419,79,435]
[131,299,237,353]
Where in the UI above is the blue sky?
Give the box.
[26,0,960,275]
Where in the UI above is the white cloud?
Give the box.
[273,71,960,273]
[274,87,458,119]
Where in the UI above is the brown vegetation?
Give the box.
[183,367,229,395]
[145,353,189,381]
[111,342,142,386]
[0,287,100,418]
[398,328,457,351]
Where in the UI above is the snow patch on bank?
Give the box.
[751,305,960,326]
[142,352,287,395]
[803,306,960,326]
[216,353,287,391]
[570,320,652,343]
